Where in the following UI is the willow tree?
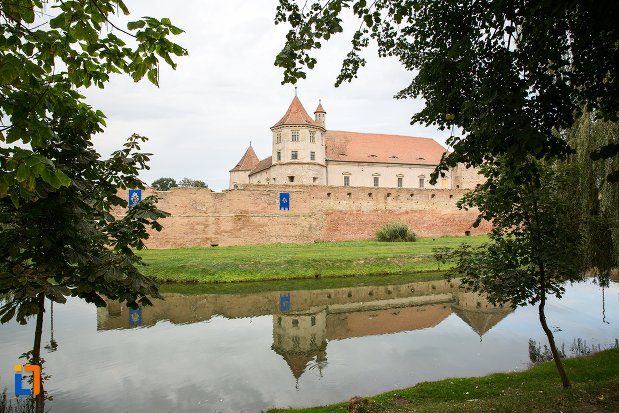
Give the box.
[567,114,619,277]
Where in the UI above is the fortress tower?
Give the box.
[267,95,327,185]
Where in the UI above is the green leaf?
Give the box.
[0,57,21,84]
[16,163,29,182]
[127,20,146,30]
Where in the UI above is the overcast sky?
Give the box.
[86,1,448,191]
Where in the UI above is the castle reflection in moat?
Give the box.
[97,279,512,380]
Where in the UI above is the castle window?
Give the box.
[374,176,379,187]
[419,177,425,188]
[291,151,298,160]
[398,177,403,188]
[311,316,316,326]
[288,176,295,183]
[310,130,316,143]
[310,151,315,161]
[343,176,350,186]
[313,177,318,184]
[292,130,299,142]
[277,151,281,161]
[276,132,281,144]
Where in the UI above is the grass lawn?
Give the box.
[139,235,487,283]
[268,348,619,413]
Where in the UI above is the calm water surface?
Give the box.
[1,278,618,412]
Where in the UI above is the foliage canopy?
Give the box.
[274,0,619,180]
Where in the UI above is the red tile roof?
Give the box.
[314,101,326,113]
[272,96,320,128]
[325,130,447,166]
[230,145,260,172]
[248,156,272,176]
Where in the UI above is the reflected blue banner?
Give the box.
[128,306,142,327]
[279,293,291,312]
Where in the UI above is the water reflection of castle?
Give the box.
[97,280,511,380]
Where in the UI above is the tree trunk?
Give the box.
[32,294,45,413]
[538,268,571,388]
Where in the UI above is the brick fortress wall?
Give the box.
[115,185,490,248]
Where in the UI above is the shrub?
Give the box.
[376,222,417,242]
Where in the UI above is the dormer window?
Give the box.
[368,154,378,158]
[292,130,299,142]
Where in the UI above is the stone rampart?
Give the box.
[114,185,490,248]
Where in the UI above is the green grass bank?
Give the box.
[268,348,619,413]
[139,236,487,283]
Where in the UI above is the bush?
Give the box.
[376,222,417,242]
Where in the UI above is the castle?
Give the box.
[230,95,482,190]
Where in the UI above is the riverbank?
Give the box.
[138,236,487,283]
[268,348,619,413]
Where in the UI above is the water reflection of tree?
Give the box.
[44,301,58,353]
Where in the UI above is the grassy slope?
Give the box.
[139,236,486,283]
[268,348,619,413]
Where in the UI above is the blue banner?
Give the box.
[128,189,142,207]
[279,293,291,312]
[279,192,290,210]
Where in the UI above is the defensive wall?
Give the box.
[115,185,491,248]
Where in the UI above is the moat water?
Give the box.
[1,278,618,412]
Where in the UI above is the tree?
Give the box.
[151,177,178,191]
[1,128,168,409]
[274,0,619,181]
[178,177,207,188]
[0,2,185,410]
[435,159,585,387]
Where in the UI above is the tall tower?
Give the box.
[314,100,326,128]
[269,95,327,185]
